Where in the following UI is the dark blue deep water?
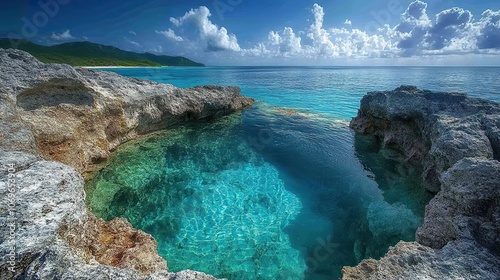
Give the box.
[86,66,500,279]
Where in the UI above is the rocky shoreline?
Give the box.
[0,49,252,279]
[1,50,499,279]
[343,85,500,279]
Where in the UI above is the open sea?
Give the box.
[85,66,500,279]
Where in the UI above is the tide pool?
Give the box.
[87,103,432,279]
[86,66,498,279]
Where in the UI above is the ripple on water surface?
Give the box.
[86,104,433,279]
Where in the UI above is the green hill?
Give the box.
[0,39,204,67]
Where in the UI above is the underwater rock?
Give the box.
[0,49,253,279]
[345,86,500,279]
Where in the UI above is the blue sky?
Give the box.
[1,0,500,65]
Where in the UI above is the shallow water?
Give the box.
[101,66,500,119]
[86,66,498,279]
[87,103,432,279]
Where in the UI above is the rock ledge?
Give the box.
[344,86,500,279]
[0,49,253,279]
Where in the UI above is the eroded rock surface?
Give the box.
[345,86,500,279]
[1,49,253,175]
[342,241,500,280]
[0,152,220,279]
[0,49,250,279]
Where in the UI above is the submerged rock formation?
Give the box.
[344,86,500,279]
[0,49,253,279]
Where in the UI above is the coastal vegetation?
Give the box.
[0,39,204,67]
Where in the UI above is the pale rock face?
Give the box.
[0,49,250,279]
[346,85,500,279]
[342,241,500,280]
[0,49,254,175]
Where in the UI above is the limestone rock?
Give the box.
[346,86,500,279]
[0,49,254,175]
[0,150,165,279]
[350,85,499,192]
[417,158,500,251]
[342,240,500,280]
[0,49,248,279]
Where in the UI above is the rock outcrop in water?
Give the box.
[0,49,253,279]
[344,85,500,279]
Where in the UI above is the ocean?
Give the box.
[98,66,500,119]
[85,66,500,279]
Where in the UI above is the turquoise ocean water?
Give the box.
[86,67,500,279]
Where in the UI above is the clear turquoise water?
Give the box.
[86,66,499,279]
[98,66,500,118]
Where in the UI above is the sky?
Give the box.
[1,0,500,66]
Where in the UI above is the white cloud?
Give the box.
[268,31,281,46]
[165,2,500,64]
[51,30,75,41]
[329,27,396,58]
[391,1,500,56]
[426,7,473,51]
[394,0,432,55]
[268,27,302,55]
[156,29,184,42]
[124,37,141,47]
[169,6,239,51]
[307,4,338,56]
[129,31,137,36]
[477,9,500,49]
[397,0,431,32]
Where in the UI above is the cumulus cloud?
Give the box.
[329,27,396,58]
[394,0,431,54]
[307,4,338,56]
[244,3,398,59]
[165,1,500,63]
[391,1,499,56]
[477,10,500,49]
[267,27,302,55]
[397,0,431,32]
[169,6,239,51]
[156,29,184,42]
[51,30,75,41]
[427,7,473,50]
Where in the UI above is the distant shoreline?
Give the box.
[80,66,169,69]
